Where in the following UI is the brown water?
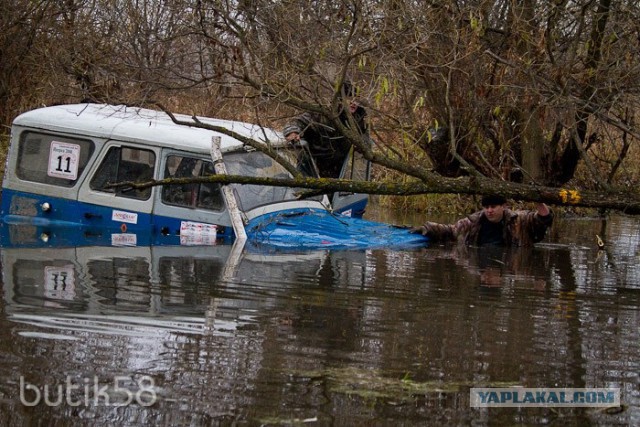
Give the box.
[0,212,638,425]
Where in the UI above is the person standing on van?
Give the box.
[282,81,368,178]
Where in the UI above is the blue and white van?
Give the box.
[0,103,426,249]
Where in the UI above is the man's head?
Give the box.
[481,194,507,223]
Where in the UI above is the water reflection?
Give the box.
[0,215,638,425]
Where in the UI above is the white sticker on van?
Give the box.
[180,221,217,237]
[112,210,138,224]
[48,141,81,180]
[111,233,137,246]
[180,221,218,246]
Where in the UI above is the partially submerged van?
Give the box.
[0,103,427,249]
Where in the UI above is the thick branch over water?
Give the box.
[118,174,640,215]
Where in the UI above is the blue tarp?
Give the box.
[246,208,429,250]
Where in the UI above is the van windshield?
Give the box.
[223,149,313,212]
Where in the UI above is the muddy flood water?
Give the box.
[0,210,638,426]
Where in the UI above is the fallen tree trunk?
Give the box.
[118,173,640,215]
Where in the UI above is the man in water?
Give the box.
[411,195,553,246]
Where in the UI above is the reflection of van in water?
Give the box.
[0,104,427,249]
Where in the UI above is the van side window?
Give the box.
[16,131,95,187]
[90,146,155,200]
[161,155,224,211]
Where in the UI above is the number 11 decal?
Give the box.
[48,141,81,180]
[55,155,72,173]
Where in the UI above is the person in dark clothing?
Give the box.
[282,83,368,178]
[411,195,553,247]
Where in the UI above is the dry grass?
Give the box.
[370,162,479,215]
[0,134,9,179]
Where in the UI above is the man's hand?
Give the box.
[537,203,550,217]
[285,132,301,143]
[409,225,428,235]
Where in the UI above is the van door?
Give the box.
[77,141,157,231]
[331,147,371,218]
[152,151,232,240]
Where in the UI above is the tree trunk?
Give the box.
[521,107,544,182]
[548,0,613,186]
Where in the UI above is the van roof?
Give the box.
[12,103,284,153]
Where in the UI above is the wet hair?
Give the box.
[481,194,507,206]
